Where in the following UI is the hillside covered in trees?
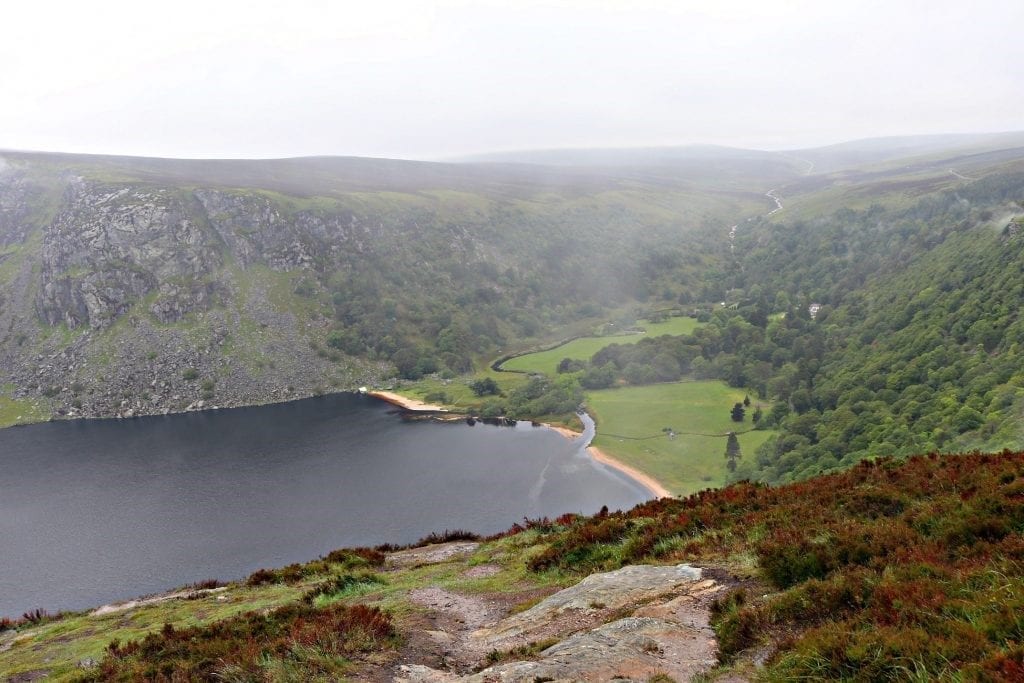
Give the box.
[539,161,1024,485]
[722,170,1024,482]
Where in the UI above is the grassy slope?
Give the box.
[393,370,531,413]
[498,315,771,497]
[0,533,566,681]
[588,382,773,496]
[532,451,1024,681]
[5,452,1023,680]
[0,383,50,428]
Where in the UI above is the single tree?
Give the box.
[724,431,742,471]
[743,394,751,407]
[752,405,764,425]
[730,402,746,422]
[470,377,500,396]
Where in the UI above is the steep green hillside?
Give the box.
[500,162,1024,486]
[717,172,1024,483]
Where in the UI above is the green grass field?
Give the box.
[587,382,773,497]
[501,317,700,375]
[391,367,530,412]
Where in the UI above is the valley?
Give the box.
[3,134,1024,681]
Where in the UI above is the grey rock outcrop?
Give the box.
[37,180,221,329]
[0,165,390,423]
[396,563,726,683]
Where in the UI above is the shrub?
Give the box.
[245,568,278,586]
[470,377,500,396]
[756,531,833,588]
[415,529,481,546]
[710,589,760,659]
[323,547,387,568]
[301,573,385,604]
[87,603,394,680]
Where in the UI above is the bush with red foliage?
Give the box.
[519,450,1024,679]
[82,602,394,680]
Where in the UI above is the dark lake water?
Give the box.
[0,393,648,618]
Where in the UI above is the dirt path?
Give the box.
[88,586,228,617]
[406,587,508,669]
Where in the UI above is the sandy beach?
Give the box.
[366,390,448,412]
[546,424,583,441]
[545,422,674,499]
[587,445,673,499]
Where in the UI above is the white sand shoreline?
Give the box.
[545,422,674,500]
[366,390,449,412]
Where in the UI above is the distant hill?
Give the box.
[790,131,1024,172]
[456,131,1024,176]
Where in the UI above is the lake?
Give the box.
[0,393,649,618]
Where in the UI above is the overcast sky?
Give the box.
[3,0,1022,160]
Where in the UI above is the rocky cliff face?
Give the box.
[193,188,370,271]
[0,169,35,248]
[37,180,222,329]
[0,160,390,424]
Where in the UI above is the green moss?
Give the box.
[0,395,51,428]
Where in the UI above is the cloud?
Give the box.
[2,0,1022,159]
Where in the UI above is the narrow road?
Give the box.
[948,168,977,181]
